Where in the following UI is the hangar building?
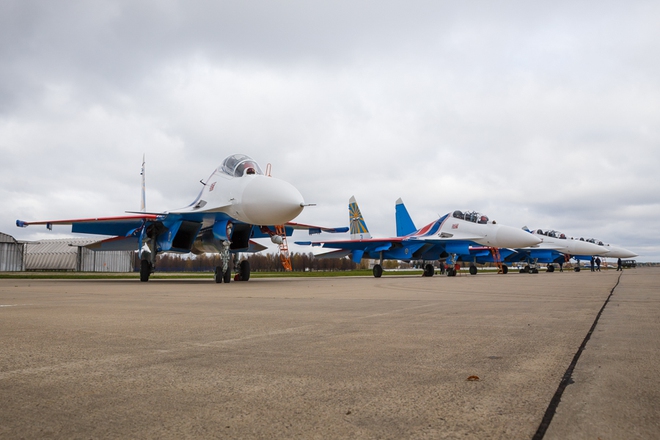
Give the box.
[1,233,133,273]
[23,238,134,272]
[0,232,26,272]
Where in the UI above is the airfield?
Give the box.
[1,268,658,439]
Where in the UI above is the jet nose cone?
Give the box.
[573,240,608,256]
[602,246,638,258]
[242,176,304,225]
[496,225,543,248]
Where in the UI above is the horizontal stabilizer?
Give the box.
[286,222,349,234]
[246,240,268,253]
[313,249,353,259]
[85,236,140,251]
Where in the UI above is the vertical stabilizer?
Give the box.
[349,196,371,240]
[395,198,417,237]
[140,154,146,212]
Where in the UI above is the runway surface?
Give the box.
[1,268,658,439]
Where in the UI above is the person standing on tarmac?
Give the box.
[617,257,623,271]
[591,256,595,272]
[595,256,601,271]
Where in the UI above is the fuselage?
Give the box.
[411,211,542,249]
[527,229,609,256]
[582,238,638,258]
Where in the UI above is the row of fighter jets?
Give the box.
[16,154,637,282]
[296,196,637,277]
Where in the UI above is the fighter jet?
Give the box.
[472,228,611,273]
[296,196,541,277]
[467,229,637,273]
[17,154,346,282]
[580,238,638,259]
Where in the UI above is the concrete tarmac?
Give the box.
[0,268,658,439]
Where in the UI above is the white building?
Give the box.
[24,238,134,272]
[0,232,26,272]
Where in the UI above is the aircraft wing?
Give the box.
[16,214,163,236]
[295,237,403,250]
[421,231,485,242]
[285,222,349,235]
[313,249,353,259]
[295,237,411,263]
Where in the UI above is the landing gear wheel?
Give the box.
[140,260,152,282]
[469,264,477,275]
[373,264,383,278]
[214,266,223,283]
[239,260,250,281]
[423,264,435,277]
[547,265,555,273]
[223,268,232,283]
[501,265,508,274]
[446,267,456,277]
[574,267,581,272]
[531,268,539,274]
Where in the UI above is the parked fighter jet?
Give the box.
[570,237,638,266]
[17,154,346,282]
[468,228,611,273]
[583,238,637,259]
[296,196,541,277]
[465,229,638,273]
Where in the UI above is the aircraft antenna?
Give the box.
[266,163,272,177]
[140,154,146,212]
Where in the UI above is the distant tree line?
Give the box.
[133,252,360,272]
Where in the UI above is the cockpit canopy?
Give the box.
[535,229,567,239]
[219,154,263,177]
[586,238,606,246]
[452,210,490,224]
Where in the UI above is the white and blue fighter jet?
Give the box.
[296,196,541,277]
[17,154,346,282]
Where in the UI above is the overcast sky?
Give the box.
[2,0,658,261]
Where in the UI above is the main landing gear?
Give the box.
[519,264,539,274]
[139,235,157,282]
[140,259,153,282]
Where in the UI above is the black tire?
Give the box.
[239,260,250,281]
[446,267,455,277]
[140,260,151,282]
[547,265,555,273]
[574,267,581,272]
[501,265,508,274]
[223,268,232,283]
[424,264,435,277]
[531,268,539,274]
[214,266,223,283]
[373,264,383,278]
[469,265,477,275]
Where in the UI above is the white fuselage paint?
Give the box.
[176,170,304,226]
[430,216,543,249]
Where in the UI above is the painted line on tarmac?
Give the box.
[532,272,623,440]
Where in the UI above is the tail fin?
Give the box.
[140,154,146,212]
[349,196,371,240]
[395,198,417,237]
